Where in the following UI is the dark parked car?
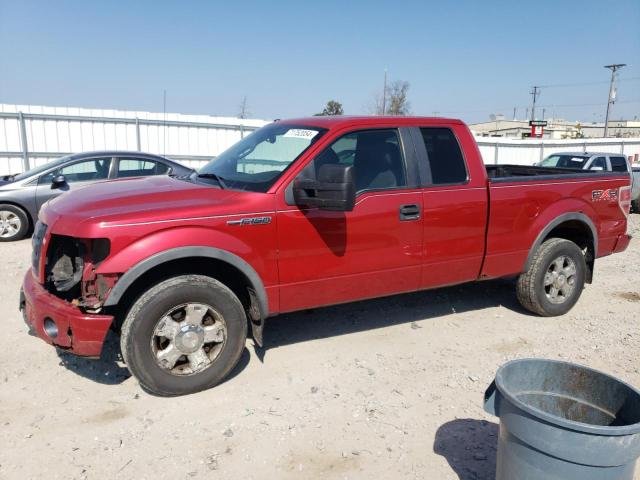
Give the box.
[0,151,193,241]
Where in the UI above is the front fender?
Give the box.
[97,226,270,318]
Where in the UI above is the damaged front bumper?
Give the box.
[20,269,114,357]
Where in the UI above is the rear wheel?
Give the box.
[0,204,29,241]
[120,275,247,396]
[516,238,586,316]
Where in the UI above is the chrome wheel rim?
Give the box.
[150,303,227,376]
[544,255,577,304]
[0,210,21,238]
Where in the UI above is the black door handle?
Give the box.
[399,204,420,221]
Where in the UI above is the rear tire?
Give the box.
[120,275,247,396]
[0,204,29,241]
[632,199,639,214]
[516,238,586,316]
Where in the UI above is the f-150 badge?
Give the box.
[227,216,272,226]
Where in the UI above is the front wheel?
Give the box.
[120,275,247,396]
[516,238,587,316]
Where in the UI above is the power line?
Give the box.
[538,76,640,89]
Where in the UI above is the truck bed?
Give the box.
[486,164,627,182]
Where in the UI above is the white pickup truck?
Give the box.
[539,152,639,212]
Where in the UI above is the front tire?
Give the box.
[516,238,587,316]
[0,204,29,241]
[120,275,247,396]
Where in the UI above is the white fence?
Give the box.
[475,136,640,166]
[0,104,268,175]
[1,103,639,175]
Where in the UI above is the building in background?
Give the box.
[470,118,640,139]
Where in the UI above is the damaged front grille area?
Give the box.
[44,235,112,306]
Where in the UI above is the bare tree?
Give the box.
[369,80,411,115]
[386,80,411,116]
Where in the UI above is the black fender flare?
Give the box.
[102,246,269,321]
[523,212,598,272]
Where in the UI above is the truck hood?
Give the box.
[41,175,261,236]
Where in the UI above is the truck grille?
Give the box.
[31,221,47,278]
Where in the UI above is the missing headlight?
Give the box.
[45,235,85,295]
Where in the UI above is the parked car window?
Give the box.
[118,158,169,178]
[610,156,629,172]
[540,155,589,168]
[39,157,112,184]
[419,128,467,184]
[590,157,607,170]
[306,129,407,193]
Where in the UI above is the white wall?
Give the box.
[0,104,269,174]
[2,103,639,175]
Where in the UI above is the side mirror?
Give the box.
[51,174,67,188]
[590,166,604,171]
[293,164,356,212]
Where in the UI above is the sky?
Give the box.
[1,0,639,124]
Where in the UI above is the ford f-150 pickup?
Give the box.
[20,116,633,395]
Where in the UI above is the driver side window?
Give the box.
[39,158,112,184]
[304,129,406,193]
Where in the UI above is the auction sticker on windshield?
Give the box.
[283,129,318,139]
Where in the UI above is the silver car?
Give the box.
[0,151,193,241]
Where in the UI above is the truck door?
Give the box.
[275,128,423,312]
[413,127,488,288]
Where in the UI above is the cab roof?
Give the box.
[276,115,464,129]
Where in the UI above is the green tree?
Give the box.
[315,100,344,116]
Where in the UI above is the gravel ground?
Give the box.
[0,215,639,480]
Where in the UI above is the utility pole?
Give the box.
[238,96,248,119]
[603,63,626,137]
[381,69,387,115]
[513,107,517,120]
[530,86,541,121]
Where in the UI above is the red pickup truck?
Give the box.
[21,116,632,395]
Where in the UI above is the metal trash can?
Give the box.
[484,358,640,480]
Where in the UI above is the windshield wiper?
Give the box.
[197,172,227,189]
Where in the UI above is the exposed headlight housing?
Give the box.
[45,236,110,297]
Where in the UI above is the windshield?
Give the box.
[12,154,75,181]
[198,123,326,192]
[540,154,590,169]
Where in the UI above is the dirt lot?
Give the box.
[1,216,639,480]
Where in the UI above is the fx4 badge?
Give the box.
[592,189,618,202]
[227,216,272,226]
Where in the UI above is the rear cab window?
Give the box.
[610,156,629,173]
[418,128,468,185]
